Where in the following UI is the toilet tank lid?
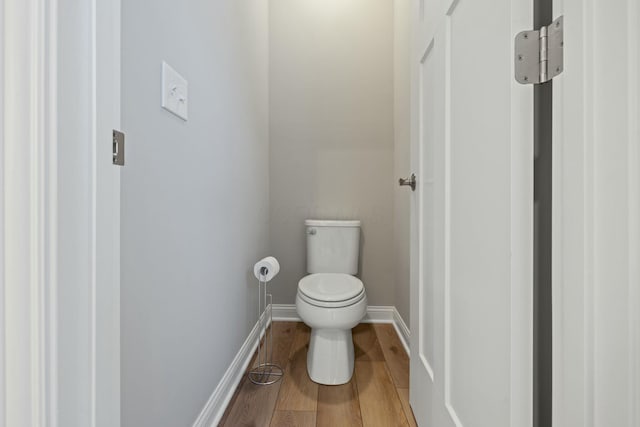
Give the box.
[305,219,361,227]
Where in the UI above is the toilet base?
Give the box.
[306,328,354,385]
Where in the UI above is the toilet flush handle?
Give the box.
[307,228,317,235]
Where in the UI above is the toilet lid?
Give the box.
[298,273,364,302]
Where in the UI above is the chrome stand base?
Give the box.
[248,363,284,385]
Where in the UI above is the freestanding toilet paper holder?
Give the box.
[248,266,283,385]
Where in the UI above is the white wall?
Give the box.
[0,0,4,420]
[393,0,411,323]
[268,0,396,307]
[120,1,269,426]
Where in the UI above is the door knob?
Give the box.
[398,173,416,191]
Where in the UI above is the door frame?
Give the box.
[2,0,60,424]
[1,0,121,425]
[552,0,640,424]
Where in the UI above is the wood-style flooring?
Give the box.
[220,322,417,427]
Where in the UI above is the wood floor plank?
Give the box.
[355,361,409,427]
[219,321,297,426]
[275,323,318,411]
[243,321,298,373]
[219,376,282,427]
[317,380,363,427]
[267,321,298,368]
[270,410,316,427]
[373,323,410,388]
[397,388,418,427]
[353,323,385,361]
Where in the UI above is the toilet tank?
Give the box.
[305,219,361,274]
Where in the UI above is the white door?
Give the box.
[552,0,640,425]
[409,0,534,426]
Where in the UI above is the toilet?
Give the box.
[295,219,367,385]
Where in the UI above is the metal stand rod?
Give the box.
[248,271,283,385]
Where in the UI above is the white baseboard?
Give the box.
[193,304,410,426]
[362,305,396,323]
[271,303,299,321]
[392,307,411,357]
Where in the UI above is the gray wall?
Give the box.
[120,1,269,426]
[393,0,411,324]
[268,0,396,307]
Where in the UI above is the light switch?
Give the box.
[161,61,188,121]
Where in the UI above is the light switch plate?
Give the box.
[161,61,188,121]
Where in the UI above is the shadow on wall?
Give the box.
[358,231,365,279]
[245,268,258,325]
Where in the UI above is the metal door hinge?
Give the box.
[113,130,125,166]
[515,16,563,84]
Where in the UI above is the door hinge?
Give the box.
[515,16,563,84]
[113,129,125,166]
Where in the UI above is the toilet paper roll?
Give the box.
[253,256,280,283]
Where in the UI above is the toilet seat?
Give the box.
[298,273,365,308]
[297,289,365,308]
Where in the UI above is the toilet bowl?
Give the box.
[296,273,367,385]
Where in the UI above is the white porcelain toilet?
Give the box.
[295,219,367,385]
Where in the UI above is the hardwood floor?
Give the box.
[220,322,417,427]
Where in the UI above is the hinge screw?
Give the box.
[518,54,524,61]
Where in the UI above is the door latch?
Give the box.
[113,130,125,166]
[399,174,416,191]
